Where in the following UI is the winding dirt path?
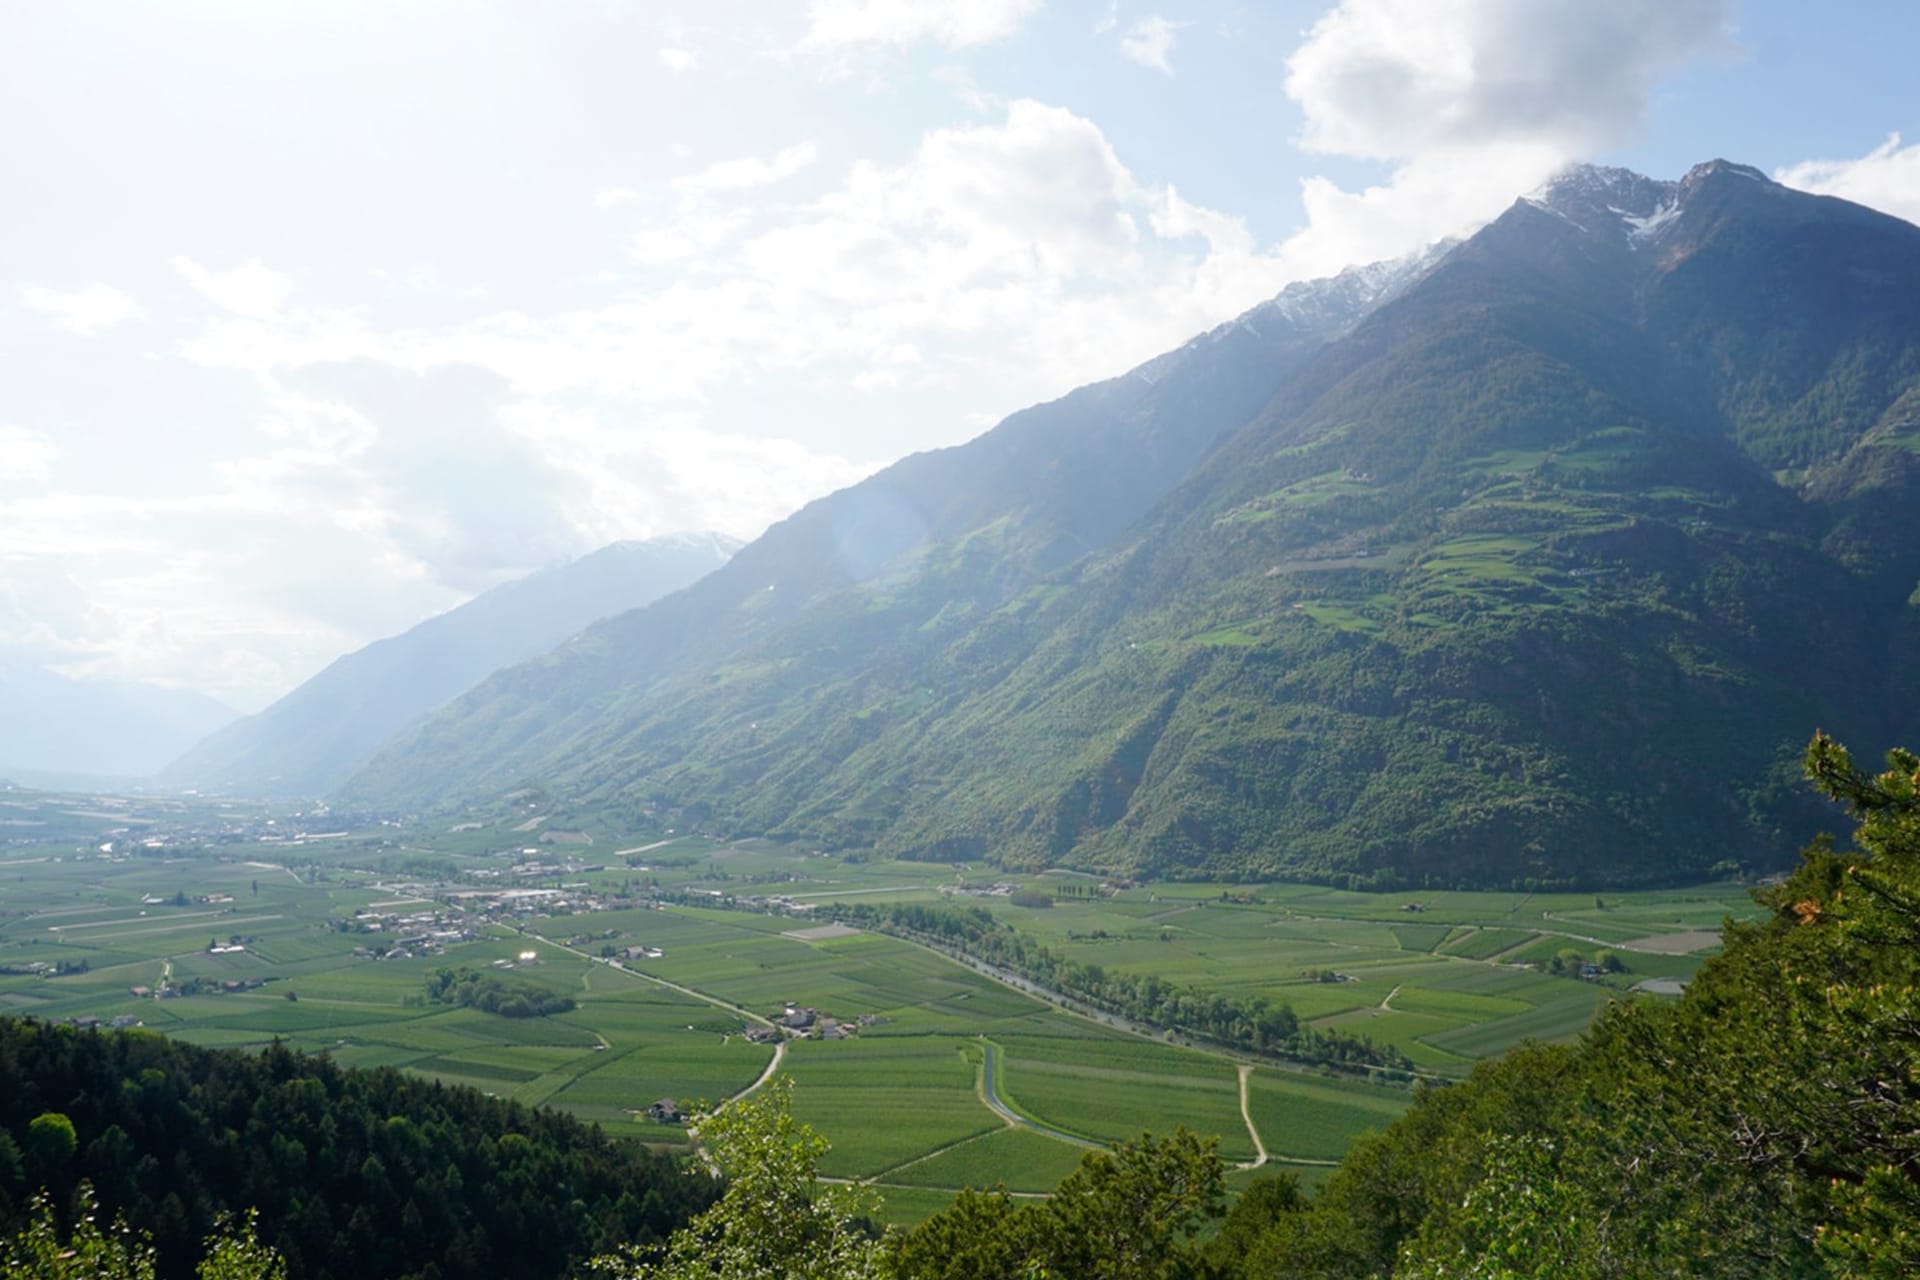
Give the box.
[1237,1065,1268,1170]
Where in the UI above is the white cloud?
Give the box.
[1276,144,1564,277]
[931,65,1004,113]
[627,209,751,266]
[172,256,293,320]
[19,282,137,335]
[657,47,699,73]
[1266,0,1732,276]
[1119,16,1181,74]
[798,0,1043,51]
[673,142,821,195]
[168,100,1326,482]
[498,403,876,554]
[0,425,57,486]
[0,478,391,703]
[1285,0,1731,160]
[169,92,1596,469]
[1777,134,1920,227]
[0,358,870,708]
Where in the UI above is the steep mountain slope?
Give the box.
[336,253,1437,813]
[161,533,738,796]
[0,659,235,780]
[830,161,1920,886]
[341,163,1920,887]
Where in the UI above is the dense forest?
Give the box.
[836,899,1410,1072]
[0,1025,713,1280]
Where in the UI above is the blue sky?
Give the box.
[3,0,1917,710]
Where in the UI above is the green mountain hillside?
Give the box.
[339,162,1920,888]
[334,253,1435,811]
[161,533,738,797]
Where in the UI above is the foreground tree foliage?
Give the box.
[1221,733,1920,1277]
[887,1127,1224,1280]
[586,1081,887,1280]
[588,1086,1229,1280]
[1,1185,283,1280]
[0,1025,715,1280]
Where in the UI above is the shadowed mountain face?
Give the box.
[340,162,1920,888]
[0,660,235,782]
[160,533,739,797]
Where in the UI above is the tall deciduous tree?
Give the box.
[586,1081,885,1280]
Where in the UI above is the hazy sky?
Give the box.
[4,0,1918,712]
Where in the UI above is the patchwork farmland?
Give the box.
[0,792,1753,1222]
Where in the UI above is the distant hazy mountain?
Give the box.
[341,161,1920,888]
[0,659,235,780]
[162,533,739,797]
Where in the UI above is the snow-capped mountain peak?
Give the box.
[1522,159,1785,253]
[1524,163,1681,249]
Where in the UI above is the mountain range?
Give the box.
[160,533,739,797]
[0,659,235,783]
[334,161,1920,889]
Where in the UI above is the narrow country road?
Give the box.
[976,1040,1101,1148]
[525,928,783,1105]
[732,1038,786,1104]
[1237,1065,1268,1170]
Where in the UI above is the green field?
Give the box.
[0,789,1761,1221]
[884,1125,1091,1194]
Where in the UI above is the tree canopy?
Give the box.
[587,1080,887,1280]
[0,1023,713,1280]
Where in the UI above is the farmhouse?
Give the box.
[645,1098,684,1124]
